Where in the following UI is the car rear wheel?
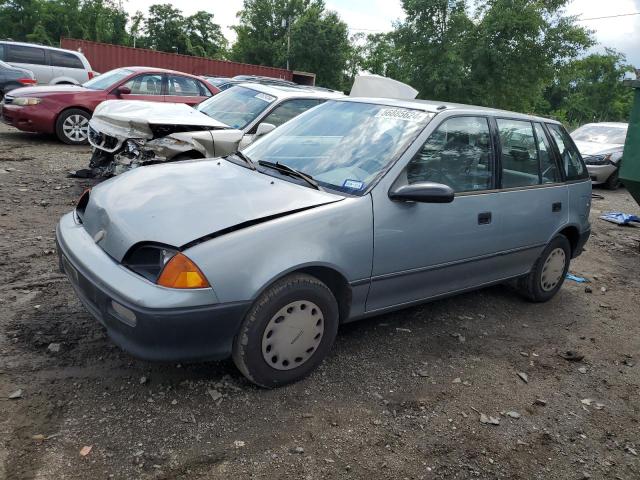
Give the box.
[56,109,90,145]
[517,234,571,302]
[603,168,621,190]
[232,273,339,388]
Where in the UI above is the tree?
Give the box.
[289,5,350,88]
[231,0,351,89]
[544,49,634,125]
[185,11,228,59]
[145,4,189,53]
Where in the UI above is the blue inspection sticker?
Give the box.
[343,179,365,190]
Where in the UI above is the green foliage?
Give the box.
[231,0,352,89]
[544,49,634,125]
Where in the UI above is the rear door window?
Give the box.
[406,116,494,193]
[497,119,541,188]
[50,51,84,69]
[167,75,202,96]
[547,124,588,181]
[6,45,47,65]
[123,73,164,95]
[533,123,561,183]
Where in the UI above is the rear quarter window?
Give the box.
[547,123,589,181]
[6,45,47,65]
[50,51,84,69]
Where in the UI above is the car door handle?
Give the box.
[478,212,492,225]
[552,202,562,212]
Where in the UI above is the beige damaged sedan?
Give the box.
[84,83,343,177]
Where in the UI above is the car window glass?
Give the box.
[167,75,201,96]
[547,124,588,181]
[7,45,46,65]
[244,101,430,194]
[197,80,212,97]
[0,44,5,61]
[260,99,323,128]
[196,86,276,129]
[497,119,540,188]
[406,116,493,193]
[123,73,163,95]
[50,51,83,69]
[571,124,627,144]
[534,123,560,183]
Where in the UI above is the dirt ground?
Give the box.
[0,122,639,480]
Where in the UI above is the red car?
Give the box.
[1,67,219,145]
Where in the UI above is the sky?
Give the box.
[122,0,640,67]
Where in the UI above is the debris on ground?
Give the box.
[47,342,61,353]
[234,440,245,448]
[517,372,529,383]
[139,376,148,385]
[79,445,93,457]
[566,273,589,283]
[533,398,547,406]
[479,413,500,425]
[599,212,640,225]
[559,350,584,362]
[8,389,23,399]
[207,389,223,402]
[504,411,521,419]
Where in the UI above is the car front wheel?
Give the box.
[232,273,339,388]
[56,109,90,145]
[517,234,571,302]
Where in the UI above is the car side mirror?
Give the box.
[389,182,455,203]
[255,122,276,137]
[115,86,131,97]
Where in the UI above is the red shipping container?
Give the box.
[61,38,299,81]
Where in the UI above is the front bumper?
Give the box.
[1,103,56,133]
[586,164,617,184]
[56,212,250,361]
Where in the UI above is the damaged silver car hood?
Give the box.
[90,100,229,139]
[81,159,343,261]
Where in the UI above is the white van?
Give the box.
[0,41,94,85]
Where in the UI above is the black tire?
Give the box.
[232,273,339,388]
[55,108,91,145]
[517,235,571,303]
[603,168,621,190]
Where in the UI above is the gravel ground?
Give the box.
[0,122,639,480]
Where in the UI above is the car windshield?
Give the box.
[196,86,275,129]
[571,124,628,145]
[82,68,133,90]
[244,100,432,194]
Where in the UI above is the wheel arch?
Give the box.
[252,263,353,324]
[555,224,580,257]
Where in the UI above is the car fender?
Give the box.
[184,195,374,308]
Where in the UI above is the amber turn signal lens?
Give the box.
[157,253,210,289]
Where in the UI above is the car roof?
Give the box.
[236,82,344,100]
[579,122,628,129]
[0,40,87,58]
[120,66,206,78]
[339,97,561,124]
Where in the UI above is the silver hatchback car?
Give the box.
[56,98,592,387]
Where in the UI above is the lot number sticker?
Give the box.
[375,108,428,122]
[255,93,276,103]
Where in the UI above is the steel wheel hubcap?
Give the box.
[63,115,89,142]
[261,300,324,371]
[541,247,566,292]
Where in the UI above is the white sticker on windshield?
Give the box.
[343,179,365,190]
[255,93,276,103]
[375,108,428,122]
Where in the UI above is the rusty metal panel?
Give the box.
[61,38,294,80]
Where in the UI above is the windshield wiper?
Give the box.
[227,151,256,170]
[257,160,321,190]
